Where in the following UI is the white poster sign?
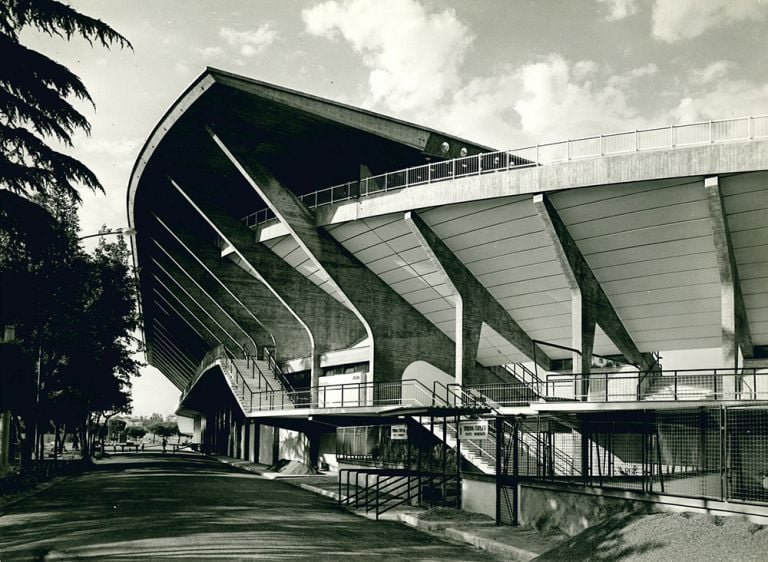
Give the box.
[459,420,488,439]
[390,424,408,440]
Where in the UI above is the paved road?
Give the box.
[0,454,497,561]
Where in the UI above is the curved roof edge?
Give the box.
[126,66,493,230]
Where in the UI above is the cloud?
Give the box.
[173,61,191,77]
[597,0,639,21]
[219,24,278,57]
[302,0,473,113]
[195,46,225,60]
[652,0,767,42]
[512,55,647,142]
[689,60,734,84]
[431,57,659,148]
[671,61,768,122]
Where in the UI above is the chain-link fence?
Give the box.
[503,406,768,505]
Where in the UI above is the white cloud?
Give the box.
[431,56,658,148]
[219,23,278,57]
[195,46,225,60]
[302,0,473,113]
[597,0,639,21]
[652,0,767,42]
[689,60,734,84]
[512,55,649,142]
[672,78,768,122]
[173,61,191,77]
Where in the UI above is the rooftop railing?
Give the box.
[242,115,768,227]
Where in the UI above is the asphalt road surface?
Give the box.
[0,454,497,561]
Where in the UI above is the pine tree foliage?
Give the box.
[0,0,131,202]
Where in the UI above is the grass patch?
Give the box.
[419,507,493,522]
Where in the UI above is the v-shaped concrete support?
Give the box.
[207,126,456,381]
[404,210,551,384]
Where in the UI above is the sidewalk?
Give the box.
[209,455,566,560]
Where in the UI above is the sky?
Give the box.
[20,0,768,414]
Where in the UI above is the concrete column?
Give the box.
[534,193,652,375]
[572,288,597,399]
[705,176,753,373]
[151,237,273,355]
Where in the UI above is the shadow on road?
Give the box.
[0,454,496,561]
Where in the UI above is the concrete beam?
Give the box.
[151,282,225,351]
[152,289,212,347]
[151,238,270,355]
[705,176,754,367]
[208,127,456,381]
[150,325,199,372]
[534,193,652,375]
[149,345,191,389]
[152,268,246,356]
[404,210,551,382]
[166,177,365,388]
[151,213,311,362]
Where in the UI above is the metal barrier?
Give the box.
[506,406,768,506]
[338,468,457,519]
[545,368,768,403]
[242,115,768,226]
[249,378,459,412]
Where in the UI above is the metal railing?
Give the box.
[545,368,768,403]
[219,348,258,412]
[262,345,295,393]
[248,378,490,412]
[242,114,768,227]
[339,468,457,519]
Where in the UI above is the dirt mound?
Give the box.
[267,459,317,475]
[533,511,768,562]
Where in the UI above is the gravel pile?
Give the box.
[534,511,768,561]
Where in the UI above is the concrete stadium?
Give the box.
[128,68,768,528]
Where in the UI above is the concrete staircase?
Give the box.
[417,418,496,474]
[220,355,295,412]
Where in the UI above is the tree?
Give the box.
[0,0,134,468]
[107,418,126,441]
[126,426,146,441]
[0,0,131,202]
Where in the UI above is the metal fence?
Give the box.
[504,406,768,505]
[242,115,768,227]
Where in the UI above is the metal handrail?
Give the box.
[242,114,768,227]
[243,354,275,394]
[545,367,768,402]
[249,378,464,412]
[262,345,296,393]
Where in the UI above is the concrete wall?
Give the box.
[278,428,310,464]
[518,482,768,536]
[259,424,275,465]
[318,432,337,471]
[519,483,655,536]
[461,475,496,519]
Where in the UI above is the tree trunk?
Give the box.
[0,410,11,472]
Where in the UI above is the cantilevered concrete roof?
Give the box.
[128,68,492,389]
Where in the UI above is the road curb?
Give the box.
[397,512,495,531]
[444,527,538,561]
